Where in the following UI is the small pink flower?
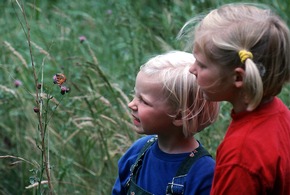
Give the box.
[14,80,22,88]
[60,86,70,95]
[53,75,57,84]
[60,86,66,95]
[79,36,86,43]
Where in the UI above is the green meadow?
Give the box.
[1,0,289,194]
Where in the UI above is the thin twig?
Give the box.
[14,0,53,193]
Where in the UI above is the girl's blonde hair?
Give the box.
[140,51,219,137]
[180,3,290,111]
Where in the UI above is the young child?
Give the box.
[112,51,219,195]
[180,3,290,195]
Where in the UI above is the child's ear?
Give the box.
[173,111,183,127]
[234,67,245,88]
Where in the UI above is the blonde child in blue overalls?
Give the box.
[112,51,219,195]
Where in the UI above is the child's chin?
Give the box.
[134,127,146,135]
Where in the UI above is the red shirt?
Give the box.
[211,97,290,195]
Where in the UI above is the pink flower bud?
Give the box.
[53,75,57,84]
[60,86,67,95]
[79,35,86,43]
[14,80,22,88]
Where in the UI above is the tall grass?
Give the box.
[0,0,289,194]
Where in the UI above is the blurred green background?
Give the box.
[1,0,289,194]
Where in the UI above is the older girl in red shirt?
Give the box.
[180,3,290,195]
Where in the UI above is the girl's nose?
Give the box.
[189,64,197,76]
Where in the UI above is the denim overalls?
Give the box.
[125,137,210,195]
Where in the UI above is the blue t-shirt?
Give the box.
[112,135,215,195]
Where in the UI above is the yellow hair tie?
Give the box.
[239,50,253,64]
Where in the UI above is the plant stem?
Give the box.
[15,0,53,193]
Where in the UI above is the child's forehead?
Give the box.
[135,72,165,93]
[136,71,160,84]
[135,79,163,95]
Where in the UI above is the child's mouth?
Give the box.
[132,115,140,125]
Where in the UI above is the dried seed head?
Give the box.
[33,107,40,113]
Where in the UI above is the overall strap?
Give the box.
[137,136,158,159]
[166,145,211,195]
[126,136,158,192]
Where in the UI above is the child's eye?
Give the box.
[138,97,146,104]
[138,96,150,106]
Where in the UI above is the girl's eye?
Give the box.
[197,61,206,69]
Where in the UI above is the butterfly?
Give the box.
[53,73,66,86]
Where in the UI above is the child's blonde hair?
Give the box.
[180,3,290,111]
[140,51,219,137]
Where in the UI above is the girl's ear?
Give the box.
[172,111,183,127]
[234,67,245,88]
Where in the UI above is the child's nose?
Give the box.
[128,99,137,110]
